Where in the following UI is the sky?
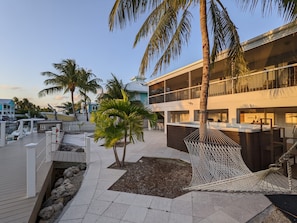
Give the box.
[0,0,289,108]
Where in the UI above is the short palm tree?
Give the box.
[38,59,80,119]
[92,110,124,166]
[78,68,102,121]
[109,0,296,137]
[92,90,156,167]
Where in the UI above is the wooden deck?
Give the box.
[52,150,86,163]
[0,133,86,223]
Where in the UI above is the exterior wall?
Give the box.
[0,99,15,120]
[147,21,297,138]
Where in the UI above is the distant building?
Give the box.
[126,76,148,106]
[0,99,15,121]
[88,102,99,113]
[79,75,148,118]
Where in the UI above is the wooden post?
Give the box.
[26,143,37,198]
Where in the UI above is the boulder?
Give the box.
[52,202,64,212]
[78,163,86,170]
[63,168,74,178]
[54,178,64,188]
[39,206,54,220]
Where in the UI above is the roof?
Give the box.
[126,80,148,92]
[0,99,14,104]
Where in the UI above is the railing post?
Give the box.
[19,119,24,139]
[0,121,6,147]
[45,131,52,162]
[26,143,37,198]
[56,123,61,142]
[51,127,57,151]
[84,133,90,165]
[30,119,34,134]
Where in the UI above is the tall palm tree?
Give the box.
[38,59,80,119]
[109,0,296,136]
[78,68,102,121]
[92,90,156,167]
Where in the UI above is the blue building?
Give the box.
[0,99,15,121]
[126,76,148,106]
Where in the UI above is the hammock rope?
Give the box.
[184,128,297,194]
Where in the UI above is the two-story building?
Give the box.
[0,99,15,121]
[147,21,297,139]
[126,76,148,106]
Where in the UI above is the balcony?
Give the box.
[149,63,297,104]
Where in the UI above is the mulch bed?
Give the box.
[108,157,192,199]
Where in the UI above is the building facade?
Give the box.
[126,76,148,106]
[147,21,297,138]
[0,99,15,121]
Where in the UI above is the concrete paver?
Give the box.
[58,130,272,223]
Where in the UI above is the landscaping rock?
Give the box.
[54,178,64,188]
[39,206,54,220]
[38,164,85,222]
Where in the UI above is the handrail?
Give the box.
[149,63,297,103]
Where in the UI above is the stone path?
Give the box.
[57,130,272,223]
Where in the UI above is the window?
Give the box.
[194,109,228,122]
[169,111,189,123]
[285,113,297,124]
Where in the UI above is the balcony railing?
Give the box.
[149,63,297,104]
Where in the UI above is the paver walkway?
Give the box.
[58,130,272,223]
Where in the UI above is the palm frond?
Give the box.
[150,7,192,75]
[136,3,192,75]
[109,0,165,30]
[237,0,296,21]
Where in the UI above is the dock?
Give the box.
[0,132,86,223]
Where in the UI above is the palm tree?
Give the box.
[38,59,80,119]
[56,102,73,115]
[98,73,128,101]
[109,0,296,136]
[92,90,156,167]
[78,68,102,121]
[92,108,124,167]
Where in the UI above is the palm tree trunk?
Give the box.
[71,91,77,120]
[85,103,89,121]
[113,145,121,167]
[121,131,127,166]
[199,0,210,138]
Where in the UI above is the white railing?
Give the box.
[25,124,91,198]
[62,121,95,132]
[149,63,297,103]
[25,124,63,198]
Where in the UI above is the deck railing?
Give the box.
[25,124,63,198]
[149,63,297,104]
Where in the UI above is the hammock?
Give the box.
[184,128,297,194]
